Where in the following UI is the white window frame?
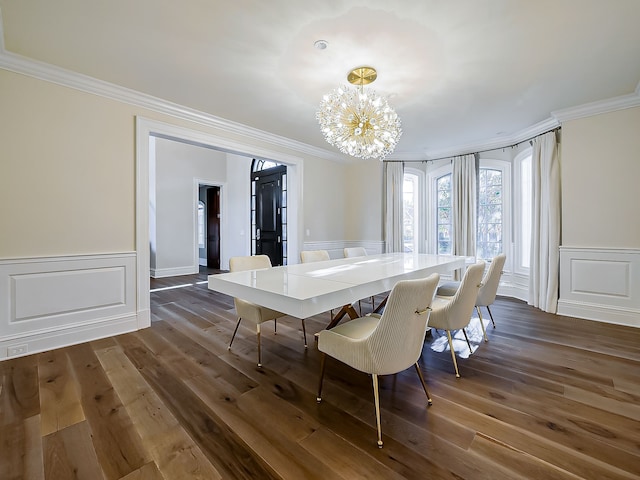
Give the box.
[513,148,533,275]
[426,163,453,254]
[477,159,511,270]
[403,167,425,253]
[427,159,511,264]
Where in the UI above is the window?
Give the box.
[515,150,532,271]
[403,172,419,252]
[252,158,279,171]
[436,173,452,255]
[477,168,503,259]
[477,160,510,261]
[428,160,510,261]
[198,201,205,248]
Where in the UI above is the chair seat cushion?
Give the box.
[317,315,381,373]
[323,315,380,341]
[436,281,460,297]
[427,296,454,329]
[235,298,284,323]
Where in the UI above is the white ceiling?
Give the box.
[2,0,639,160]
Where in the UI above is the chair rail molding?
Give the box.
[301,240,384,261]
[0,253,138,360]
[557,247,640,328]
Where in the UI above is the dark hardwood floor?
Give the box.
[2,268,640,479]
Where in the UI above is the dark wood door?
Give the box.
[255,168,284,266]
[206,186,220,269]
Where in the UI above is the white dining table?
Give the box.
[208,253,466,326]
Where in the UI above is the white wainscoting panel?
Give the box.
[558,247,640,328]
[0,253,138,360]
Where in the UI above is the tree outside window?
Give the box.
[477,168,503,259]
[403,173,419,252]
[436,174,452,255]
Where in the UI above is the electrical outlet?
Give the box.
[7,344,28,357]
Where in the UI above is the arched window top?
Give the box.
[252,158,281,172]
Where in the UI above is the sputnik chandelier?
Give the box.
[316,66,402,160]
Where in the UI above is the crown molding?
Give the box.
[407,116,561,162]
[0,48,346,163]
[395,82,640,162]
[551,84,640,123]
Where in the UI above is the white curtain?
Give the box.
[452,153,477,258]
[529,131,561,313]
[384,161,404,253]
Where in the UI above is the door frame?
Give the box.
[135,116,304,328]
[195,180,224,270]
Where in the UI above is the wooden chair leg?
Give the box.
[476,306,489,342]
[316,353,326,402]
[274,318,277,334]
[372,374,383,448]
[445,330,460,378]
[414,363,433,405]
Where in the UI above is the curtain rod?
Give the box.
[383,126,560,163]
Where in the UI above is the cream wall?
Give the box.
[154,137,227,275]
[225,153,252,263]
[302,157,347,242]
[0,68,349,260]
[0,66,354,357]
[0,70,136,257]
[153,144,253,274]
[561,106,640,248]
[343,160,384,241]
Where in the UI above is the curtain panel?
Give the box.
[529,131,561,313]
[384,161,404,253]
[452,153,478,258]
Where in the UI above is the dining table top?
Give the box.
[208,252,466,319]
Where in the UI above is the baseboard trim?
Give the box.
[557,300,639,328]
[2,313,139,359]
[151,265,199,278]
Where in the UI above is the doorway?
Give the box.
[199,184,220,269]
[136,117,303,328]
[252,164,286,266]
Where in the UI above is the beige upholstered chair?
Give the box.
[428,261,485,378]
[228,255,307,367]
[301,249,333,318]
[316,273,440,448]
[437,254,506,332]
[300,249,330,263]
[343,247,367,258]
[343,247,375,314]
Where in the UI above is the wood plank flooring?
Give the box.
[2,269,640,479]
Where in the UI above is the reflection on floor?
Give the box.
[430,315,490,359]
